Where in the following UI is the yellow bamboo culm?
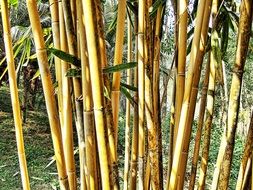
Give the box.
[177,0,212,188]
[26,0,69,189]
[189,55,210,190]
[138,0,145,189]
[111,0,127,149]
[169,0,207,188]
[94,0,120,188]
[78,0,98,189]
[173,0,187,152]
[236,109,253,190]
[49,0,63,126]
[1,0,30,189]
[82,0,111,189]
[129,10,139,190]
[58,1,77,190]
[123,10,132,190]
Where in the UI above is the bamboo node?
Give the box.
[232,66,244,75]
[49,0,61,7]
[94,107,104,111]
[177,72,185,76]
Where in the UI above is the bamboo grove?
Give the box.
[1,0,253,189]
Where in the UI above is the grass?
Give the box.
[0,84,247,189]
[0,86,58,189]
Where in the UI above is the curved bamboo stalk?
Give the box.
[82,0,111,189]
[218,0,253,188]
[138,0,145,189]
[189,56,210,190]
[169,0,207,188]
[111,0,127,149]
[1,0,30,189]
[123,11,133,190]
[26,0,69,189]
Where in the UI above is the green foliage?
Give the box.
[8,0,18,7]
[103,62,137,73]
[48,48,81,68]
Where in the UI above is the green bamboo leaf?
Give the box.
[48,48,81,68]
[120,86,137,106]
[127,7,134,29]
[149,0,166,18]
[30,69,40,81]
[8,0,18,7]
[104,86,111,100]
[120,82,137,91]
[126,1,137,16]
[103,62,137,73]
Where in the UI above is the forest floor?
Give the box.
[0,86,59,189]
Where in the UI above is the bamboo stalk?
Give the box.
[123,10,133,190]
[211,134,227,189]
[143,0,162,189]
[177,0,212,188]
[189,56,210,190]
[144,157,151,190]
[1,0,30,189]
[26,0,69,189]
[58,3,76,189]
[169,0,207,188]
[218,0,253,188]
[198,31,219,190]
[61,1,84,187]
[111,0,127,149]
[129,10,139,190]
[138,0,145,189]
[153,6,164,188]
[94,1,120,188]
[241,157,252,190]
[198,3,219,189]
[174,0,187,147]
[236,110,253,190]
[76,2,93,189]
[82,0,111,189]
[49,0,63,125]
[166,71,176,190]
